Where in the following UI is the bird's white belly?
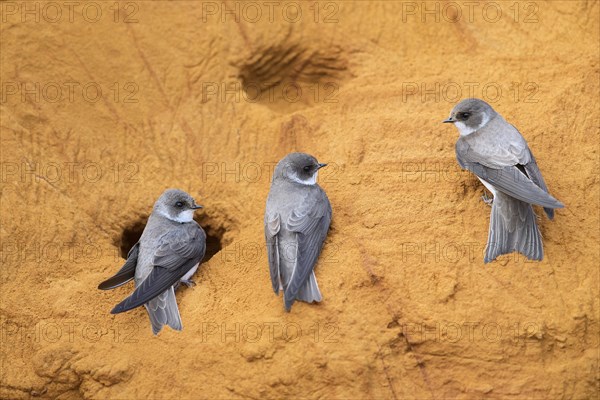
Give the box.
[181,263,199,282]
[478,177,497,196]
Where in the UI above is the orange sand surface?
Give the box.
[1,1,598,398]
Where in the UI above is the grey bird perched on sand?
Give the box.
[443,98,564,262]
[99,189,206,334]
[265,153,332,311]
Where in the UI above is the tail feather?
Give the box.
[284,272,322,311]
[485,193,543,263]
[295,271,322,303]
[145,286,182,335]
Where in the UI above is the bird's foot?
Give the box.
[481,193,493,206]
[180,279,196,288]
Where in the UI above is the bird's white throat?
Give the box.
[456,113,490,137]
[172,210,195,223]
[158,205,195,223]
[289,170,318,185]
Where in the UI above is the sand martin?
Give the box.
[444,98,564,262]
[99,189,206,334]
[265,153,332,311]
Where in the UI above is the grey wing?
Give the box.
[265,212,281,294]
[456,142,563,209]
[111,224,206,314]
[98,243,139,290]
[522,149,556,219]
[284,190,332,311]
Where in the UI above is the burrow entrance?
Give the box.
[118,216,225,263]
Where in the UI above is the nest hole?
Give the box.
[118,217,224,263]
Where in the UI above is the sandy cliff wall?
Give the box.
[1,1,598,398]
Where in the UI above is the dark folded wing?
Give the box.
[265,213,281,294]
[522,149,557,219]
[456,142,563,209]
[284,190,332,310]
[111,223,206,314]
[98,243,139,290]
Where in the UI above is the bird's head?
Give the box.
[154,189,202,223]
[443,98,497,136]
[273,152,327,186]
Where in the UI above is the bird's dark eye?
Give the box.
[458,112,471,119]
[303,165,311,172]
[175,201,184,208]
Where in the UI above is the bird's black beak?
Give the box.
[317,163,328,169]
[443,117,454,124]
[191,204,203,209]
